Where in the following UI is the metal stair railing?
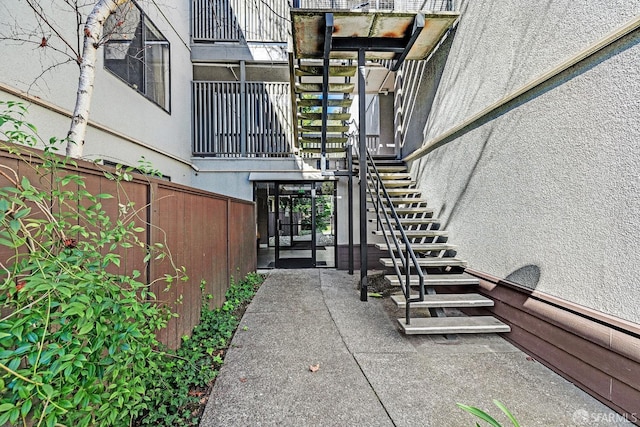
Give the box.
[363,149,425,324]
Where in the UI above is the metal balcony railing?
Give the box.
[192,0,290,42]
[192,81,294,157]
[192,0,454,42]
[294,0,454,11]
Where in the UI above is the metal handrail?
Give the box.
[363,149,425,325]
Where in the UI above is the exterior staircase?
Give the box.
[362,156,511,336]
[292,61,355,160]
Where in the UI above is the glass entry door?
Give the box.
[273,182,335,268]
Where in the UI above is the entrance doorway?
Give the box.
[255,181,336,268]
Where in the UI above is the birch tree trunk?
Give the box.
[66,0,129,158]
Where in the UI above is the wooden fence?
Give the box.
[0,147,256,349]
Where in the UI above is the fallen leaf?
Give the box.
[368,292,383,298]
[309,363,320,373]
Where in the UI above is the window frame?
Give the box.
[103,1,171,113]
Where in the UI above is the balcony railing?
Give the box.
[192,0,454,42]
[294,0,454,11]
[192,81,294,157]
[192,0,290,42]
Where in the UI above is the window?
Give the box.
[104,2,170,111]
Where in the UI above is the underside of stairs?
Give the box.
[363,156,511,336]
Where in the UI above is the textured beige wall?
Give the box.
[404,0,640,323]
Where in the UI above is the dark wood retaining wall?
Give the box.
[463,269,640,425]
[0,147,256,350]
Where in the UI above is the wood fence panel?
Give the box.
[228,200,256,280]
[1,148,256,350]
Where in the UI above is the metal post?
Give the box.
[240,60,247,156]
[311,183,317,267]
[348,141,354,275]
[358,48,368,302]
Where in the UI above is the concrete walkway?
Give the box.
[200,269,632,427]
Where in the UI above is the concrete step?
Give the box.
[356,165,407,173]
[377,188,421,195]
[386,272,479,287]
[383,217,441,226]
[300,152,347,159]
[368,207,434,214]
[370,217,440,225]
[299,124,349,132]
[377,173,412,180]
[380,198,429,204]
[298,112,351,121]
[367,180,417,188]
[295,83,355,93]
[375,242,455,252]
[380,257,467,268]
[398,316,511,335]
[372,229,448,238]
[295,65,357,77]
[298,98,352,108]
[391,293,494,309]
[300,136,348,145]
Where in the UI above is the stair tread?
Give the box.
[386,273,479,286]
[295,83,355,93]
[299,126,349,132]
[368,207,433,213]
[369,217,441,225]
[376,242,454,251]
[398,316,511,335]
[380,257,467,267]
[391,293,494,308]
[295,65,357,77]
[377,188,420,194]
[373,230,448,237]
[298,99,352,107]
[300,137,348,144]
[377,172,412,178]
[368,180,417,187]
[298,113,351,121]
[380,198,428,204]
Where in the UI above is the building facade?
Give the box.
[0,0,639,419]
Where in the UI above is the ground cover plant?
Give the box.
[0,102,263,426]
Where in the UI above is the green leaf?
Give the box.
[457,403,502,427]
[20,399,32,417]
[493,400,520,427]
[0,403,14,413]
[20,176,31,190]
[79,322,94,335]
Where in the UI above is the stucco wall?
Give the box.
[0,1,194,184]
[404,1,640,324]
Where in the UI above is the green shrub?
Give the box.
[0,101,182,426]
[137,273,263,426]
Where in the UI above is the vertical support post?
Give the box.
[274,183,280,267]
[321,13,334,174]
[311,183,317,267]
[347,141,354,275]
[240,60,247,156]
[358,48,368,302]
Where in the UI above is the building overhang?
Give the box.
[249,171,338,181]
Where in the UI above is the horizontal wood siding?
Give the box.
[461,269,640,425]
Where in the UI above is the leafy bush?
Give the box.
[0,101,182,426]
[0,101,264,427]
[136,273,263,426]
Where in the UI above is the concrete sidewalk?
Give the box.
[200,269,632,426]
